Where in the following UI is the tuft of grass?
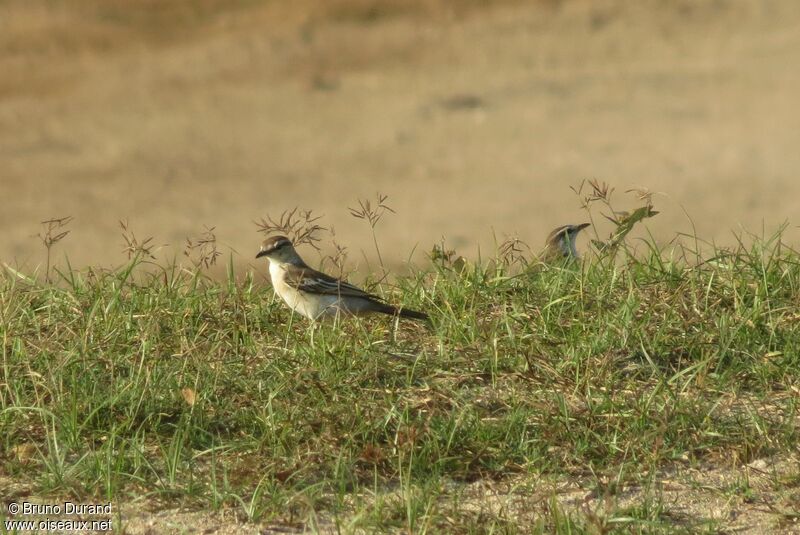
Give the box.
[1,224,799,532]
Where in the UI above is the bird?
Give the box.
[542,223,590,261]
[255,235,429,322]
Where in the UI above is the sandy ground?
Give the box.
[2,0,800,276]
[3,453,798,533]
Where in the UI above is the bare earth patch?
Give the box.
[4,455,799,533]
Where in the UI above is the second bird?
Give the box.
[542,223,591,261]
[256,236,429,322]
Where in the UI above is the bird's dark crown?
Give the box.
[256,235,292,258]
[547,223,590,243]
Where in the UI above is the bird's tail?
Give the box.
[396,307,429,322]
[376,303,429,322]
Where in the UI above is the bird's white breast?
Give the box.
[269,262,339,320]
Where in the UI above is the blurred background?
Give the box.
[1,0,799,274]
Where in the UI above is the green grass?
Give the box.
[1,231,799,533]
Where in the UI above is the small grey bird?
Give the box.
[543,223,590,261]
[256,236,428,322]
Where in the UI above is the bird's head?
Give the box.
[256,235,297,263]
[545,223,590,259]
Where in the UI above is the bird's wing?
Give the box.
[284,266,383,301]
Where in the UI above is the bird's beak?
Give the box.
[575,223,591,231]
[255,250,268,259]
